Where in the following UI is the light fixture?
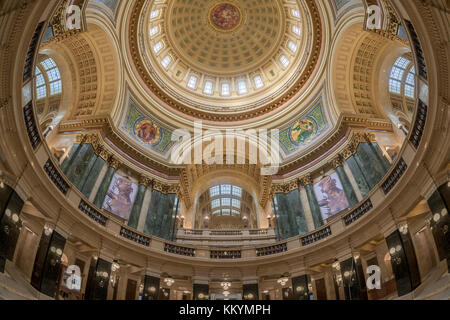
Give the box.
[223,291,230,297]
[111,262,120,272]
[277,276,289,286]
[164,277,175,287]
[221,282,231,290]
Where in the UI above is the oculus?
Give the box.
[209,3,242,31]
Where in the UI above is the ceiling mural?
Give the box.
[122,101,177,155]
[277,99,328,155]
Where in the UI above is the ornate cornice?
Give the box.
[127,0,323,122]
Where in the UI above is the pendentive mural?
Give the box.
[277,99,328,155]
[102,174,138,220]
[122,101,176,155]
[313,172,349,220]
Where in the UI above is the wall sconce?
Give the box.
[111,262,120,272]
[277,277,289,286]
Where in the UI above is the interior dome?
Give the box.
[130,0,323,121]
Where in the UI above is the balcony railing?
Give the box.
[343,200,373,226]
[164,243,195,257]
[120,227,150,247]
[78,199,107,226]
[300,226,332,246]
[210,250,242,259]
[256,243,287,257]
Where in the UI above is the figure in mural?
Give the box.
[290,118,317,145]
[210,3,241,30]
[315,174,349,218]
[103,175,137,220]
[135,119,160,145]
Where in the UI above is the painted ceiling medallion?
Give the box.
[209,3,242,31]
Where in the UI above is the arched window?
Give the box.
[389,57,414,96]
[208,185,242,216]
[35,57,62,99]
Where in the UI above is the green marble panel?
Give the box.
[305,184,324,228]
[346,156,371,198]
[93,166,115,208]
[336,166,358,207]
[274,190,308,240]
[127,184,147,229]
[80,156,106,199]
[61,144,80,174]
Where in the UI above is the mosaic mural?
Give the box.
[122,101,176,155]
[277,100,328,154]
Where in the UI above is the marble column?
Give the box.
[354,143,385,188]
[80,153,107,199]
[30,227,67,298]
[137,181,153,232]
[128,176,152,229]
[72,145,98,191]
[369,142,391,173]
[385,229,421,297]
[300,174,323,229]
[342,161,363,201]
[331,156,359,208]
[65,144,95,186]
[299,186,315,232]
[93,157,120,209]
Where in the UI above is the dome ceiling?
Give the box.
[128,0,323,122]
[166,0,285,75]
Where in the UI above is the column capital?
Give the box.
[107,156,120,170]
[299,174,313,187]
[330,155,344,169]
[138,175,153,188]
